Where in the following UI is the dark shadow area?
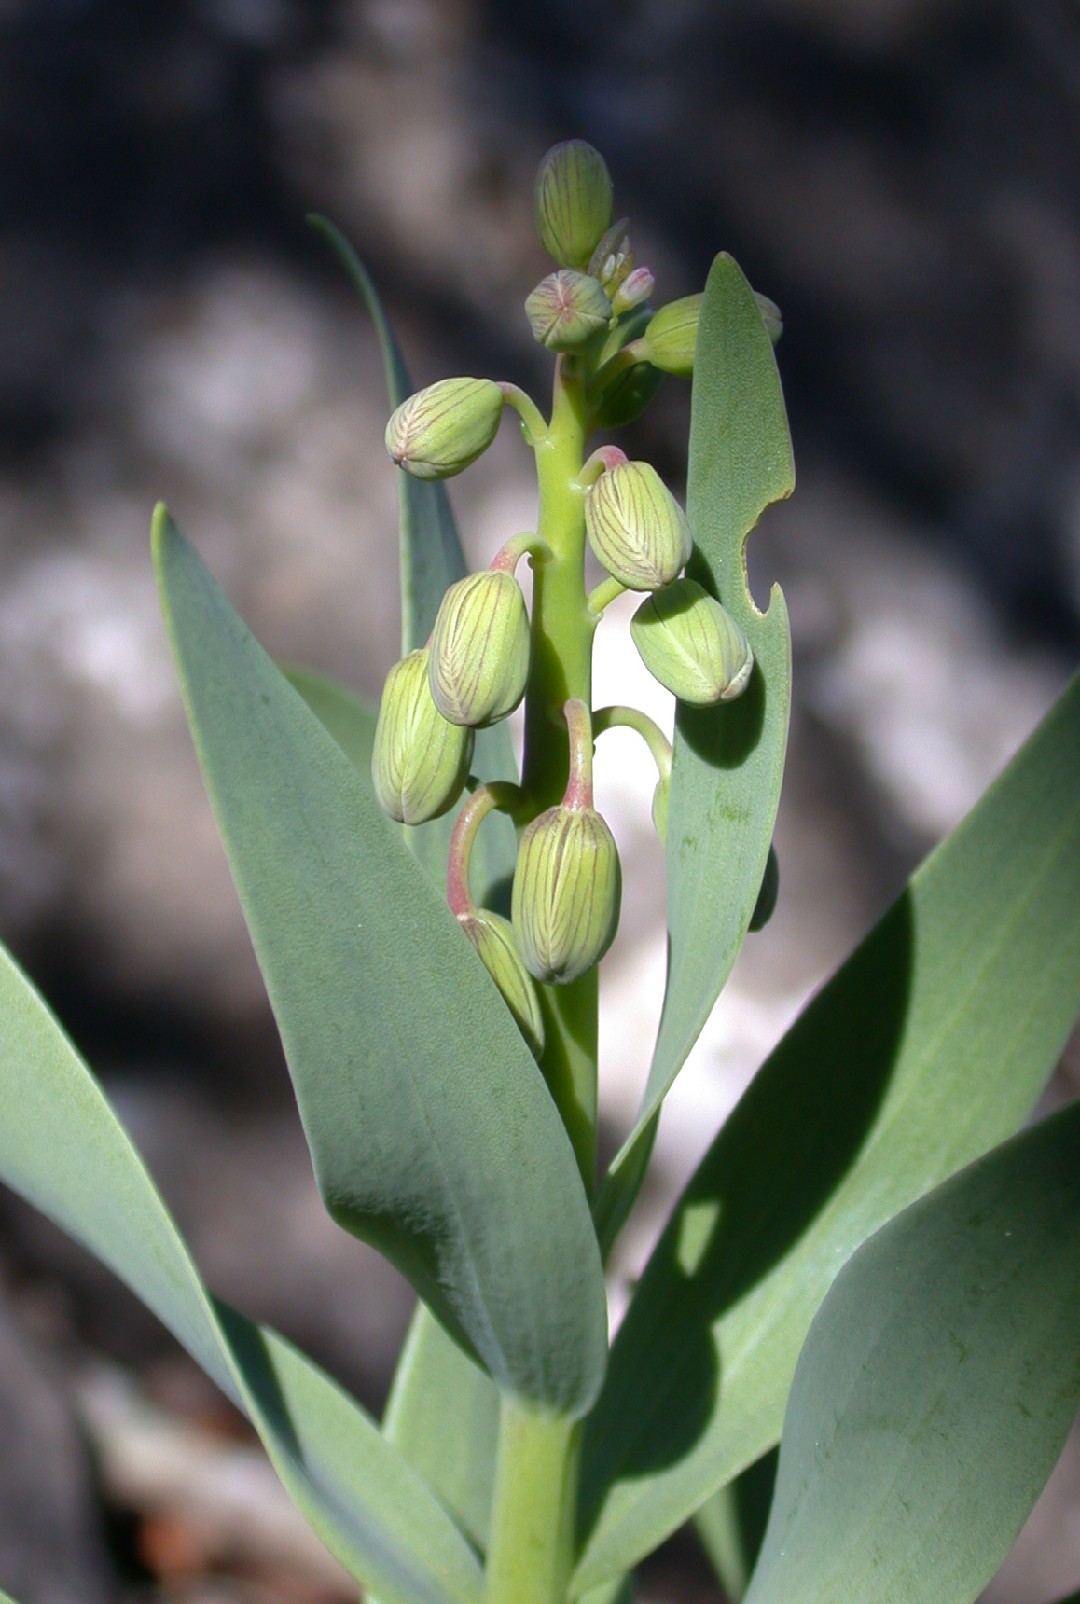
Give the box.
[578,881,915,1532]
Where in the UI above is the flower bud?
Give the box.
[385,378,504,480]
[429,570,530,727]
[630,578,754,705]
[640,294,702,378]
[458,908,545,1056]
[512,805,621,985]
[586,461,693,591]
[372,649,473,824]
[587,218,633,295]
[525,270,611,352]
[612,266,655,316]
[534,140,614,271]
[755,291,783,344]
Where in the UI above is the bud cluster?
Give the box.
[370,138,772,1058]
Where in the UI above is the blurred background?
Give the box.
[0,0,1078,1599]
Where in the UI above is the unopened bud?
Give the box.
[588,218,633,295]
[385,378,504,480]
[534,140,614,271]
[640,294,702,378]
[372,649,473,824]
[630,578,754,704]
[512,805,621,985]
[586,461,693,591]
[612,266,655,316]
[458,909,545,1056]
[755,291,783,344]
[525,270,611,352]
[429,570,530,727]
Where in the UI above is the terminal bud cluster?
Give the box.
[372,139,781,1053]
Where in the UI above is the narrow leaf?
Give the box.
[308,216,517,903]
[575,671,1080,1590]
[153,508,607,1418]
[382,1304,501,1552]
[694,1449,777,1603]
[0,944,482,1604]
[744,1101,1080,1604]
[284,665,378,775]
[596,253,794,1250]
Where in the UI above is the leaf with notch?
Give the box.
[596,253,794,1253]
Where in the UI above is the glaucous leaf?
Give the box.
[596,254,794,1252]
[0,944,482,1604]
[743,1100,1080,1604]
[153,508,607,1418]
[574,671,1080,1590]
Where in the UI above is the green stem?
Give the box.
[521,356,599,1194]
[485,1400,582,1604]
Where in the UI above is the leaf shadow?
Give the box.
[578,885,915,1538]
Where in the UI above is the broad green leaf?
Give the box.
[0,945,482,1604]
[694,1449,777,1602]
[574,671,1080,1590]
[153,508,607,1418]
[596,253,794,1252]
[744,1100,1080,1604]
[308,216,517,904]
[382,1303,501,1552]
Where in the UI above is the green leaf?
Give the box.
[694,1449,777,1603]
[0,944,482,1604]
[595,253,794,1253]
[153,507,607,1418]
[743,1100,1080,1604]
[574,671,1080,1590]
[382,1304,501,1552]
[284,665,378,774]
[308,215,517,905]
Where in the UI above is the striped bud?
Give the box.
[429,570,530,727]
[525,270,611,352]
[372,649,473,824]
[630,578,754,705]
[586,461,692,591]
[385,378,504,480]
[512,805,621,985]
[458,909,545,1056]
[591,360,664,430]
[640,294,702,378]
[534,140,614,271]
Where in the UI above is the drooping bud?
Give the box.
[640,294,702,378]
[586,461,693,591]
[458,908,545,1056]
[612,266,655,316]
[372,649,473,824]
[534,140,614,271]
[588,218,633,295]
[512,805,621,985]
[525,270,611,352]
[429,570,530,727]
[385,378,504,480]
[630,578,754,704]
[755,291,783,344]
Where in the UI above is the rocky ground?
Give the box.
[0,0,1078,1599]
